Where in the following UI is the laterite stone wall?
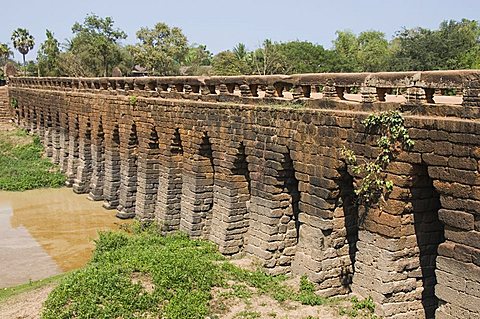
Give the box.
[7,71,480,319]
[0,86,10,122]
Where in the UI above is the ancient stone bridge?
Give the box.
[6,70,480,319]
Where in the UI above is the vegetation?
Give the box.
[41,226,376,319]
[341,111,414,208]
[129,22,189,76]
[11,28,35,75]
[0,273,65,302]
[0,129,65,191]
[3,15,480,77]
[37,30,61,77]
[69,14,128,77]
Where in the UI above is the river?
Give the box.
[0,188,131,288]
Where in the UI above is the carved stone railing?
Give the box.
[8,70,480,107]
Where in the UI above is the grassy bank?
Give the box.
[41,225,377,319]
[0,273,65,303]
[0,128,65,191]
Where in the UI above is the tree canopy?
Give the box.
[129,22,188,76]
[37,30,61,76]
[4,17,480,77]
[69,14,127,76]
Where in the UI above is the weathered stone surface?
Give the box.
[5,70,480,319]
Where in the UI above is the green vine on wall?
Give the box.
[341,110,414,208]
[10,97,18,109]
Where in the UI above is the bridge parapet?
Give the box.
[9,69,480,109]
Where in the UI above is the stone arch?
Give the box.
[88,118,105,201]
[44,110,54,158]
[65,115,80,186]
[135,125,161,222]
[412,163,444,318]
[117,122,139,219]
[59,112,70,174]
[156,128,184,231]
[73,117,93,194]
[52,111,61,164]
[276,149,301,270]
[30,106,37,133]
[210,141,252,254]
[103,123,121,210]
[180,131,214,237]
[38,109,45,143]
[335,165,359,290]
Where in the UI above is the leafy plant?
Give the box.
[10,97,18,109]
[339,296,377,318]
[129,95,137,106]
[341,110,414,208]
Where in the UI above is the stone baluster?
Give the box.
[405,86,427,104]
[462,78,480,106]
[322,79,338,99]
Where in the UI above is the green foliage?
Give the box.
[11,28,35,74]
[295,275,327,306]
[37,30,61,76]
[0,43,13,67]
[183,44,213,75]
[129,22,189,76]
[390,19,480,70]
[42,231,222,319]
[339,296,377,318]
[341,111,414,207]
[212,50,253,75]
[0,273,66,302]
[0,129,65,191]
[10,97,18,109]
[69,14,127,77]
[129,95,137,106]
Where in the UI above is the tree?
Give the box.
[357,31,390,72]
[129,22,188,76]
[212,50,253,75]
[11,28,35,75]
[331,30,360,72]
[183,44,212,75]
[389,19,480,71]
[0,43,13,65]
[275,41,329,74]
[37,30,61,76]
[70,14,127,76]
[252,39,286,75]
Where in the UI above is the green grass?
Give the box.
[0,129,65,191]
[41,225,376,318]
[0,273,66,303]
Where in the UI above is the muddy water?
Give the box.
[0,188,131,288]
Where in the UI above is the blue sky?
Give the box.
[3,0,480,61]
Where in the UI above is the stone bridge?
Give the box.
[6,70,480,319]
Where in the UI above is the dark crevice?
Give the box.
[336,165,359,289]
[232,142,251,195]
[171,128,183,155]
[280,150,301,243]
[413,163,444,319]
[231,142,251,251]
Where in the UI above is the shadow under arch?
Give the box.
[411,162,444,318]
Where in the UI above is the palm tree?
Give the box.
[11,28,35,75]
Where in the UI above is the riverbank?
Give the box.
[0,126,64,191]
[0,228,377,319]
